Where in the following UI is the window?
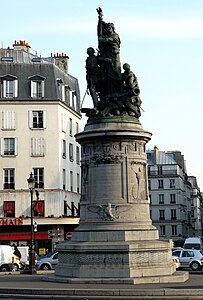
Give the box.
[160,225,165,236]
[172,250,181,257]
[4,168,15,189]
[171,209,176,220]
[64,201,68,216]
[64,85,70,104]
[1,78,18,98]
[2,111,15,129]
[170,194,176,204]
[158,179,164,189]
[29,111,46,129]
[170,179,175,188]
[182,250,194,258]
[1,138,17,156]
[157,166,162,175]
[33,201,44,217]
[69,143,73,161]
[158,194,164,204]
[148,180,151,190]
[31,80,44,98]
[61,113,66,132]
[33,168,44,189]
[4,201,15,217]
[171,225,177,236]
[76,146,80,164]
[69,118,72,136]
[63,169,66,190]
[148,166,151,176]
[159,209,165,220]
[69,91,76,109]
[76,122,79,134]
[70,171,73,192]
[62,140,66,158]
[77,173,80,193]
[31,138,44,156]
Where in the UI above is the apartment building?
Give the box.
[147,146,202,243]
[0,40,82,253]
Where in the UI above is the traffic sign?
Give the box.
[66,231,72,240]
[48,230,63,239]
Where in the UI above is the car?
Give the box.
[183,237,202,250]
[35,252,58,270]
[172,255,180,269]
[172,249,203,271]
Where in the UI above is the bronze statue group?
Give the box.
[83,7,142,119]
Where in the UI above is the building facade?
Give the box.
[147,146,202,244]
[0,40,81,254]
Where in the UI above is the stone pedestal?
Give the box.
[54,117,188,284]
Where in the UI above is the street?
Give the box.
[0,270,202,299]
[0,269,202,289]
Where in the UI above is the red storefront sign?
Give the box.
[0,218,49,240]
[0,218,23,226]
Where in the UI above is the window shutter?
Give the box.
[43,111,47,128]
[14,80,18,98]
[41,80,45,98]
[0,138,3,155]
[61,85,65,101]
[11,111,15,129]
[14,138,18,155]
[2,111,15,129]
[31,138,36,156]
[32,138,44,156]
[38,138,44,155]
[28,111,33,128]
[31,80,34,98]
[3,80,6,98]
[61,113,64,132]
[2,112,5,129]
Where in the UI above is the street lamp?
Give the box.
[27,172,37,275]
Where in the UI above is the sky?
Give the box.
[1,0,203,190]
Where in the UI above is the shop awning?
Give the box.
[0,231,48,240]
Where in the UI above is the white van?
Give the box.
[0,245,14,272]
[183,237,202,250]
[11,246,29,264]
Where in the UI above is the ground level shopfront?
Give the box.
[0,217,79,256]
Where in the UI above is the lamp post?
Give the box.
[27,173,37,275]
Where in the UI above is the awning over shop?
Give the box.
[0,231,48,240]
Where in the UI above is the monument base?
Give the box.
[48,271,188,285]
[51,118,188,284]
[52,233,188,284]
[52,239,189,284]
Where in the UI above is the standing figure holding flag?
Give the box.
[96,7,123,97]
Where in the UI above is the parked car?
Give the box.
[0,245,14,272]
[172,256,180,269]
[36,252,58,270]
[172,248,203,271]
